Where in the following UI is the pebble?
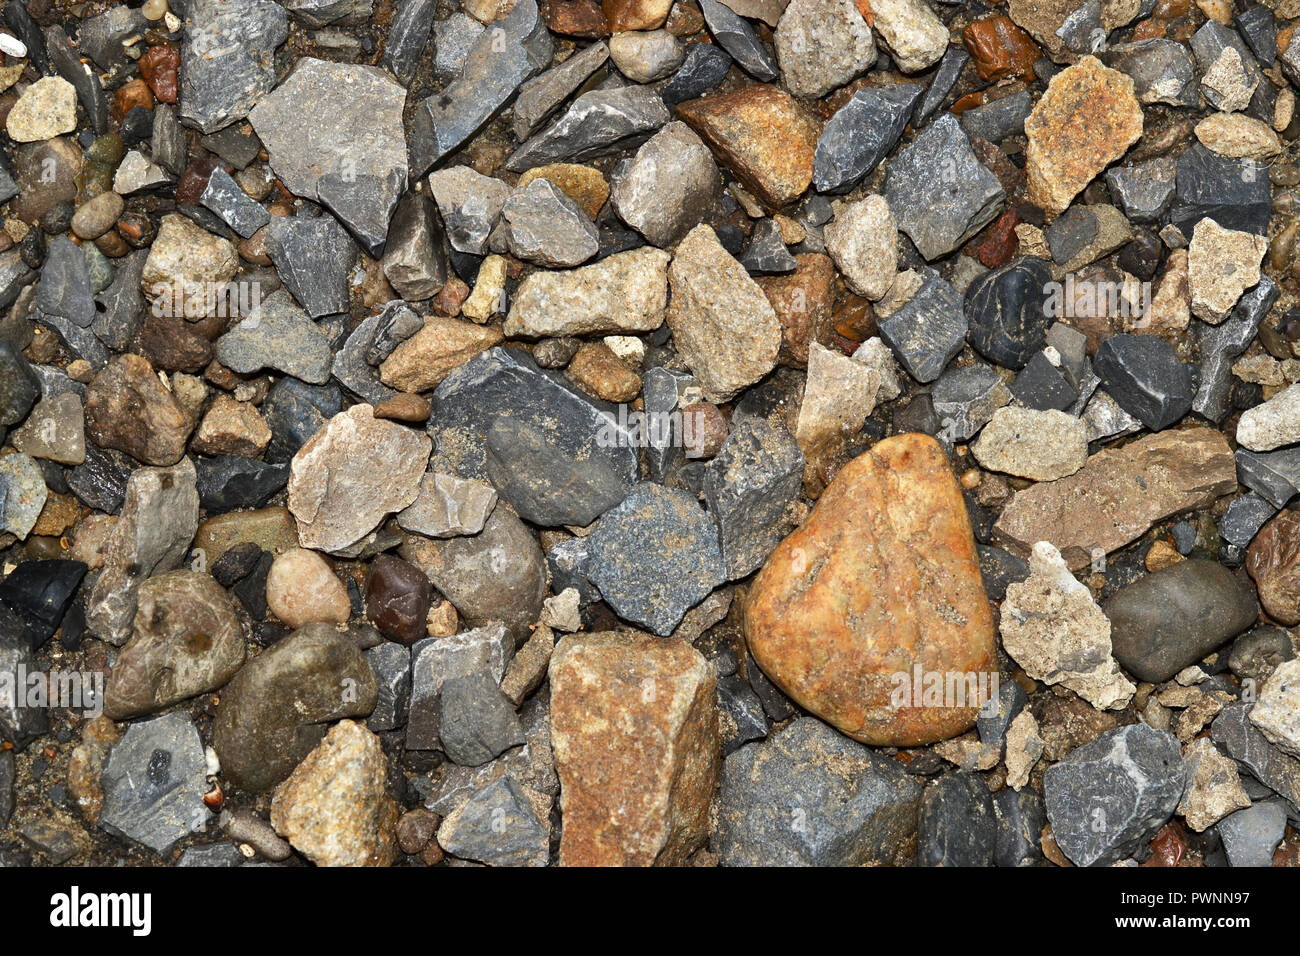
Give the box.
[718,716,921,866]
[862,0,948,72]
[931,363,1011,442]
[86,458,200,646]
[993,427,1237,570]
[99,711,211,853]
[0,341,39,428]
[1236,381,1300,451]
[396,472,497,538]
[608,29,683,81]
[1196,111,1282,161]
[265,547,351,629]
[7,77,78,142]
[918,774,996,867]
[271,720,400,866]
[1001,541,1135,711]
[213,623,377,791]
[1043,724,1186,867]
[140,214,240,317]
[666,224,781,403]
[773,0,876,98]
[1188,218,1267,324]
[611,122,719,247]
[550,631,719,865]
[287,404,430,553]
[1093,333,1194,432]
[972,406,1088,481]
[794,342,880,490]
[82,354,194,468]
[747,435,996,744]
[823,195,896,301]
[1024,56,1143,216]
[70,191,125,241]
[993,787,1045,866]
[884,114,1004,262]
[663,42,732,105]
[263,215,358,318]
[964,256,1054,369]
[1105,559,1259,683]
[364,553,432,644]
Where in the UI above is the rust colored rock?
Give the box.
[1247,510,1300,626]
[977,209,1019,268]
[757,252,835,368]
[372,392,431,422]
[84,353,193,466]
[745,433,998,746]
[1024,56,1143,216]
[676,85,820,210]
[111,78,153,123]
[543,0,612,35]
[993,427,1237,570]
[601,0,670,31]
[365,553,433,644]
[833,294,876,343]
[963,15,1041,82]
[682,402,728,459]
[565,341,642,402]
[432,278,469,317]
[550,630,720,866]
[139,44,180,104]
[378,317,503,392]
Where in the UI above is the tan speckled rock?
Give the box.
[1249,658,1300,759]
[6,77,78,142]
[379,316,503,392]
[266,547,351,629]
[288,404,431,553]
[794,342,880,491]
[271,720,400,867]
[1024,56,1143,216]
[992,426,1237,569]
[460,255,508,323]
[1177,735,1250,831]
[823,194,897,300]
[856,0,947,72]
[1195,112,1282,160]
[666,224,781,403]
[1188,218,1267,323]
[189,394,271,457]
[140,214,240,316]
[971,406,1088,481]
[504,247,669,337]
[550,630,719,866]
[1237,382,1300,451]
[745,433,998,746]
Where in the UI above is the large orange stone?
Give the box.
[745,433,997,746]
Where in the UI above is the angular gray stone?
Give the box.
[1103,40,1198,107]
[92,250,148,352]
[383,0,436,85]
[1043,724,1186,867]
[37,236,94,330]
[1194,277,1277,423]
[426,166,510,257]
[180,0,289,134]
[611,121,720,247]
[440,671,526,767]
[215,289,334,384]
[365,641,411,733]
[719,717,922,866]
[1094,333,1194,432]
[959,89,1032,143]
[931,363,1012,442]
[740,219,796,274]
[499,178,599,267]
[99,712,210,854]
[0,749,13,829]
[200,167,270,238]
[813,83,923,195]
[993,787,1045,867]
[436,775,548,866]
[1105,156,1176,224]
[586,482,726,636]
[513,40,610,140]
[878,271,968,383]
[1217,802,1287,867]
[1219,493,1277,549]
[918,774,996,867]
[703,419,803,580]
[884,114,1004,262]
[506,85,670,173]
[405,623,511,750]
[699,0,779,81]
[1212,703,1300,815]
[331,300,420,404]
[1236,446,1300,510]
[408,0,553,176]
[0,629,48,749]
[263,214,359,318]
[381,191,448,301]
[433,11,485,82]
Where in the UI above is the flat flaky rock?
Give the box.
[288,404,431,552]
[993,427,1237,570]
[549,631,720,866]
[1024,56,1143,216]
[745,433,998,746]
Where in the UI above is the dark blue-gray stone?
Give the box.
[1169,143,1270,237]
[663,43,732,107]
[1043,724,1185,867]
[878,271,967,383]
[814,83,923,195]
[37,236,94,329]
[0,340,39,428]
[1194,276,1277,423]
[698,0,778,81]
[67,445,131,513]
[1010,351,1076,411]
[383,0,436,85]
[1105,156,1176,224]
[0,629,49,749]
[194,456,290,513]
[993,787,1045,867]
[1218,492,1277,549]
[1218,802,1287,867]
[959,89,1032,143]
[1212,703,1300,815]
[179,0,289,134]
[0,560,87,651]
[200,167,270,238]
[976,679,1026,750]
[364,641,411,733]
[1234,5,1277,68]
[92,250,148,352]
[1094,333,1194,431]
[261,377,342,463]
[913,45,969,126]
[546,536,601,606]
[918,774,996,866]
[439,671,525,767]
[965,256,1054,369]
[586,482,725,636]
[739,218,796,274]
[44,25,109,136]
[505,85,669,172]
[264,214,359,318]
[719,673,767,755]
[1236,445,1300,509]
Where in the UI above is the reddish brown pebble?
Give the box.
[432,277,470,316]
[111,78,154,123]
[543,0,612,35]
[757,252,835,368]
[139,44,180,104]
[977,209,1019,268]
[397,808,440,854]
[365,553,434,645]
[962,15,1041,82]
[682,402,728,459]
[373,392,432,422]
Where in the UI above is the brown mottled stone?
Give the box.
[565,341,642,402]
[1024,56,1143,216]
[676,85,820,210]
[963,15,1041,82]
[993,427,1237,570]
[193,506,300,560]
[1247,510,1300,626]
[378,317,503,393]
[757,252,835,368]
[745,433,997,746]
[84,353,193,466]
[601,0,670,31]
[543,0,612,35]
[550,630,720,866]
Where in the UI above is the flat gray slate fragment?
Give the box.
[740,218,796,274]
[45,25,109,136]
[282,0,373,27]
[918,774,996,866]
[884,113,1004,261]
[1043,724,1186,867]
[1105,156,1176,223]
[439,671,526,767]
[960,89,1033,143]
[406,623,511,751]
[1218,492,1276,548]
[1103,40,1198,107]
[437,775,548,866]
[913,45,968,125]
[719,717,922,866]
[1236,446,1300,509]
[99,711,211,855]
[1194,277,1277,423]
[200,167,271,238]
[702,419,803,580]
[215,289,333,384]
[1218,802,1287,867]
[814,83,923,194]
[93,250,147,351]
[878,271,968,383]
[1212,703,1300,815]
[152,104,187,176]
[586,482,726,636]
[0,630,49,748]
[513,40,610,140]
[428,346,638,521]
[180,0,289,134]
[383,0,437,85]
[931,363,1011,441]
[37,237,94,329]
[264,214,359,318]
[698,0,779,81]
[365,641,411,733]
[332,300,420,404]
[433,12,485,82]
[993,787,1045,867]
[319,168,407,256]
[1094,333,1193,431]
[201,125,263,169]
[505,85,670,172]
[408,0,553,177]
